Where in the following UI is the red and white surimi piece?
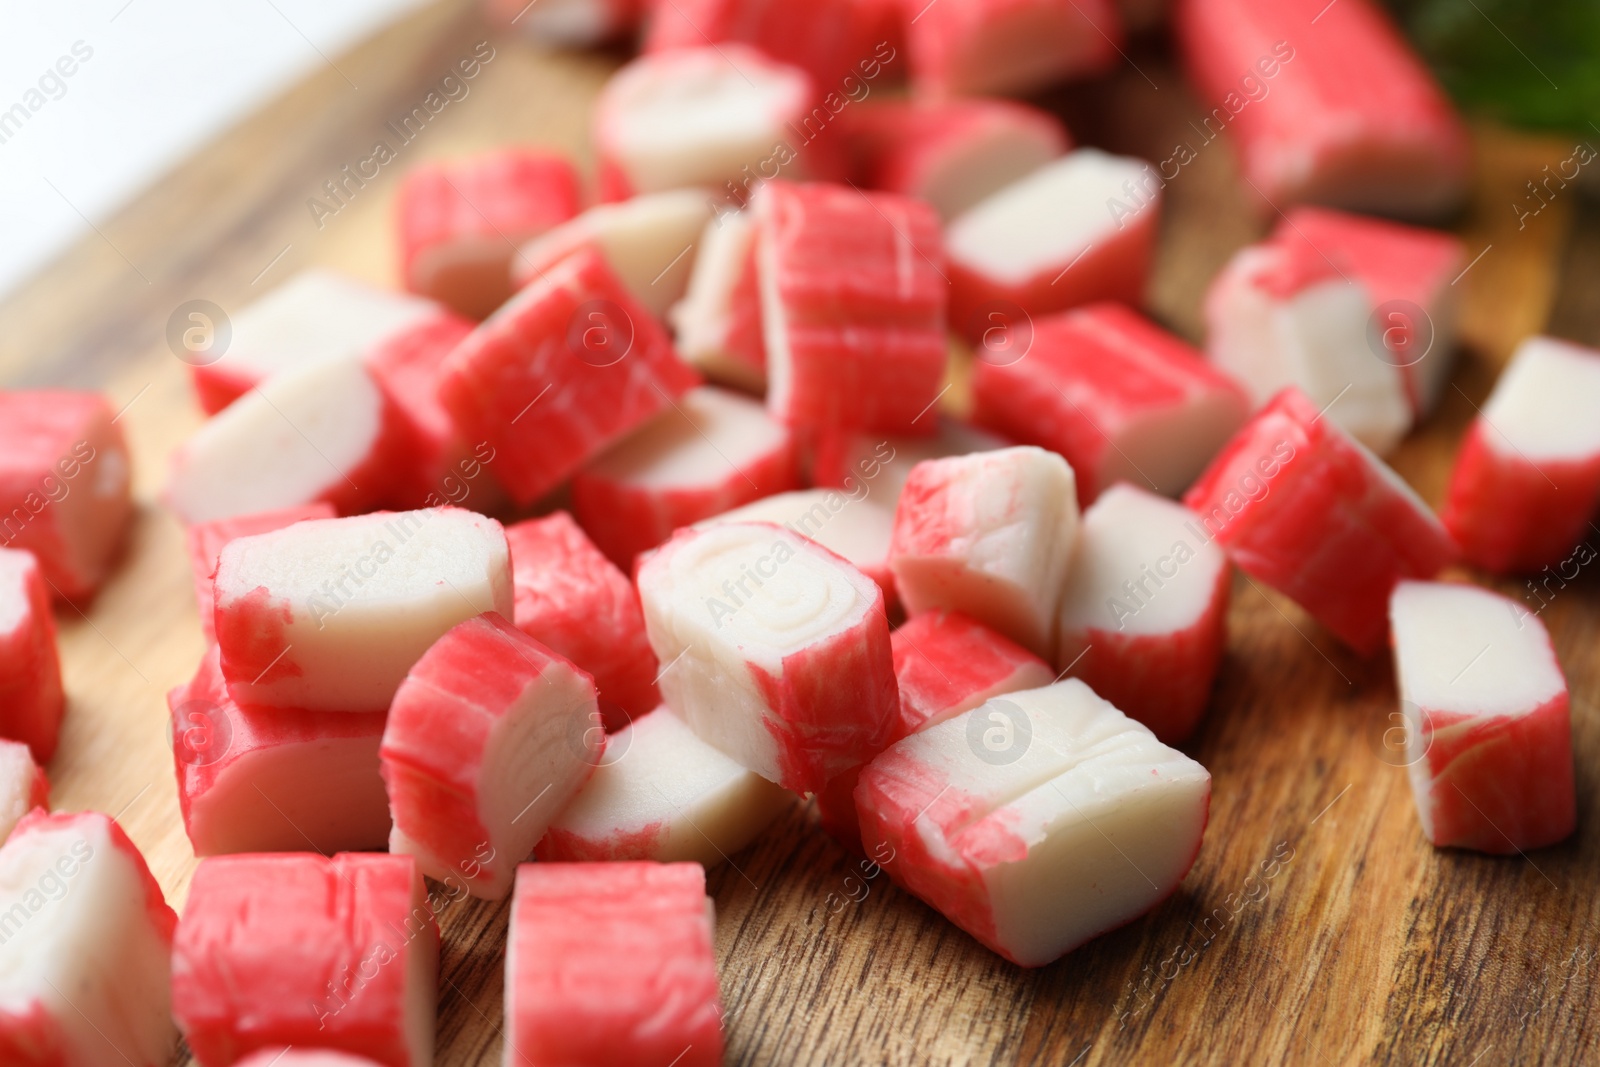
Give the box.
[700,488,897,603]
[1174,0,1470,218]
[382,612,601,900]
[169,647,390,856]
[670,208,767,391]
[0,810,178,1067]
[636,522,899,794]
[0,390,132,601]
[173,853,437,1067]
[596,46,817,201]
[810,417,1010,505]
[1057,484,1230,744]
[1390,580,1576,853]
[537,706,792,865]
[902,0,1122,97]
[889,446,1079,657]
[754,180,948,435]
[972,303,1250,505]
[187,269,447,415]
[574,386,801,566]
[1440,336,1600,574]
[166,355,416,524]
[816,610,1052,851]
[0,738,48,844]
[643,0,884,97]
[445,246,701,505]
[1183,388,1456,654]
[184,504,337,640]
[507,512,660,730]
[505,862,723,1067]
[946,150,1160,338]
[485,0,641,46]
[856,680,1211,966]
[214,508,512,712]
[510,191,716,319]
[397,149,582,320]
[842,98,1070,220]
[236,1052,386,1067]
[0,549,64,763]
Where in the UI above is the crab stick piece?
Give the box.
[574,386,801,566]
[903,0,1122,97]
[448,247,701,505]
[972,303,1250,505]
[0,738,48,843]
[1183,388,1455,653]
[397,149,582,320]
[699,488,897,601]
[889,446,1079,658]
[670,208,767,391]
[636,521,899,793]
[0,811,178,1067]
[538,706,792,864]
[172,853,437,1067]
[1440,336,1600,574]
[168,647,390,856]
[856,680,1210,965]
[1390,580,1576,853]
[0,390,132,601]
[0,549,64,763]
[237,1052,386,1067]
[184,504,337,641]
[810,418,1009,505]
[507,512,660,729]
[213,508,512,712]
[1057,484,1230,743]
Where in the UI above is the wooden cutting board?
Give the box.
[3,2,1597,1063]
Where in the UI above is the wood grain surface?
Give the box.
[3,3,1597,1064]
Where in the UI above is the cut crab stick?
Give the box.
[0,549,64,763]
[506,862,723,1067]
[817,610,1052,851]
[1390,580,1576,853]
[643,0,886,97]
[810,418,1009,505]
[755,180,948,435]
[169,647,390,856]
[0,390,132,601]
[507,512,660,729]
[946,150,1160,337]
[510,191,716,319]
[485,0,641,45]
[184,504,337,640]
[446,246,701,505]
[699,488,897,602]
[636,521,898,793]
[889,446,1079,657]
[237,1052,386,1067]
[574,386,801,566]
[856,680,1210,966]
[0,810,178,1067]
[1183,388,1456,654]
[670,208,767,391]
[537,705,792,865]
[972,303,1250,505]
[213,508,512,712]
[1173,0,1470,218]
[596,46,818,201]
[0,738,48,843]
[172,853,437,1067]
[842,98,1070,220]
[397,149,582,320]
[382,613,602,900]
[902,0,1122,98]
[1440,336,1600,574]
[1057,484,1230,744]
[187,269,448,415]
[166,356,416,524]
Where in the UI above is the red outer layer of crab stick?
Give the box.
[397,149,582,320]
[0,549,64,764]
[901,0,1122,98]
[1182,387,1456,654]
[0,390,132,601]
[0,737,48,843]
[972,302,1250,506]
[506,511,660,729]
[443,246,701,505]
[184,504,337,641]
[1440,336,1600,574]
[505,862,724,1067]
[1173,0,1470,218]
[172,853,438,1067]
